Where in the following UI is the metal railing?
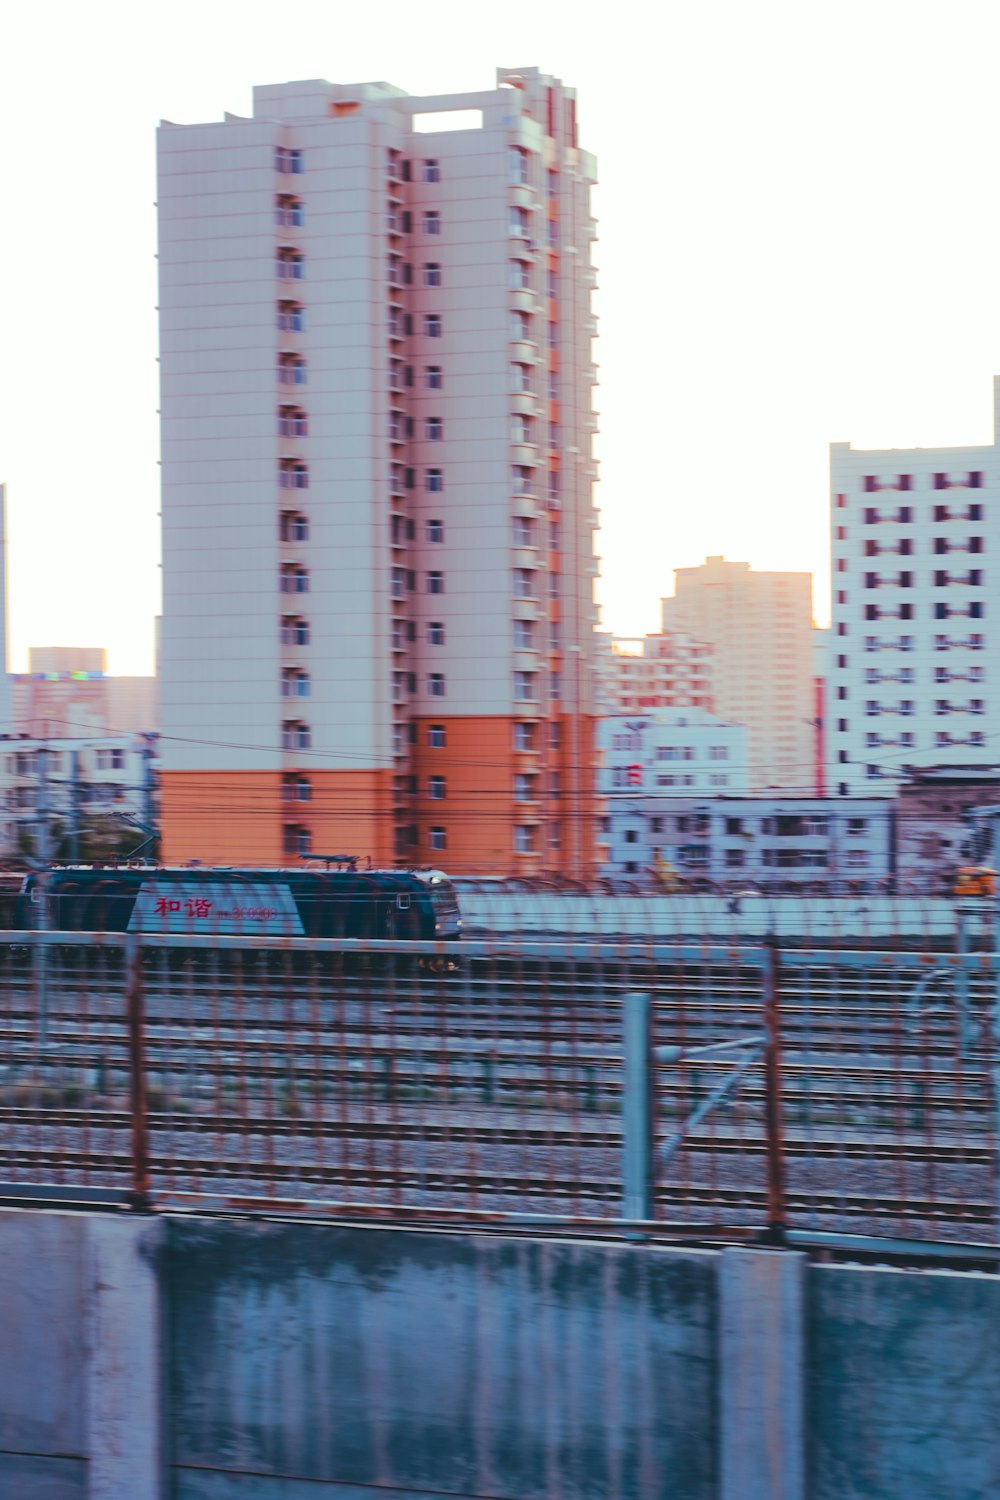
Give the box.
[0,925,996,1251]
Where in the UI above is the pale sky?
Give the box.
[4,0,1000,673]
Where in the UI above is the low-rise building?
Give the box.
[12,647,158,740]
[598,709,748,799]
[0,733,158,861]
[603,794,892,889]
[893,765,1000,893]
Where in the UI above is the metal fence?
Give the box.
[0,919,996,1250]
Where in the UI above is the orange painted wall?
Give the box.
[160,770,396,868]
[410,713,599,878]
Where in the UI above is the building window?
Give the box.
[277,301,305,332]
[428,775,447,801]
[428,673,446,698]
[96,747,126,771]
[423,263,442,287]
[278,407,308,439]
[277,355,307,385]
[513,516,534,547]
[423,314,442,338]
[423,212,440,235]
[549,671,561,700]
[427,621,445,646]
[424,519,444,546]
[425,366,443,390]
[514,773,537,801]
[509,206,530,238]
[276,250,305,281]
[514,671,536,701]
[514,568,536,598]
[429,826,447,850]
[425,417,443,442]
[514,619,535,649]
[514,825,537,854]
[282,721,311,750]
[278,460,309,490]
[428,724,446,749]
[281,669,310,698]
[511,362,532,393]
[280,565,309,594]
[514,722,537,751]
[509,146,530,184]
[275,147,304,174]
[281,616,309,647]
[423,159,440,183]
[426,469,443,492]
[427,571,444,595]
[510,260,531,289]
[511,310,532,342]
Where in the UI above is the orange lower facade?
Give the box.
[411,712,600,878]
[159,770,396,868]
[160,716,599,877]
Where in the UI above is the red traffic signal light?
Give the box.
[626,763,642,786]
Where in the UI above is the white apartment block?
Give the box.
[597,708,748,797]
[829,379,1000,795]
[603,794,890,887]
[0,734,157,859]
[594,631,714,714]
[157,69,600,873]
[661,557,816,794]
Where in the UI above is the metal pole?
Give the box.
[125,932,152,1212]
[622,990,653,1224]
[955,907,971,1060]
[67,748,80,864]
[35,741,51,1047]
[761,936,787,1244]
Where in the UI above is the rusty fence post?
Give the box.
[761,936,787,1245]
[622,991,654,1227]
[125,932,152,1212]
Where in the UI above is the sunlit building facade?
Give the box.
[661,557,815,793]
[829,382,1000,795]
[157,69,600,872]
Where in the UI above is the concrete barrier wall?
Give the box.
[1,1207,999,1499]
[169,1223,718,1500]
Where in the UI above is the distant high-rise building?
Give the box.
[157,69,600,873]
[829,378,1000,794]
[661,557,815,792]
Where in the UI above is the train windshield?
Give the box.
[415,871,461,936]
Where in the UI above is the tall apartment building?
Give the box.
[829,379,1000,795]
[594,631,714,714]
[157,69,600,874]
[660,557,815,793]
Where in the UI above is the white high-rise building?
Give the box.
[157,69,600,873]
[829,380,1000,795]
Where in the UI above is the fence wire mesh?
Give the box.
[0,886,995,1246]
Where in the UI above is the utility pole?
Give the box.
[141,733,158,848]
[965,805,1000,1235]
[34,737,51,1046]
[67,748,81,864]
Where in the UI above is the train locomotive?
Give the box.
[16,865,461,942]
